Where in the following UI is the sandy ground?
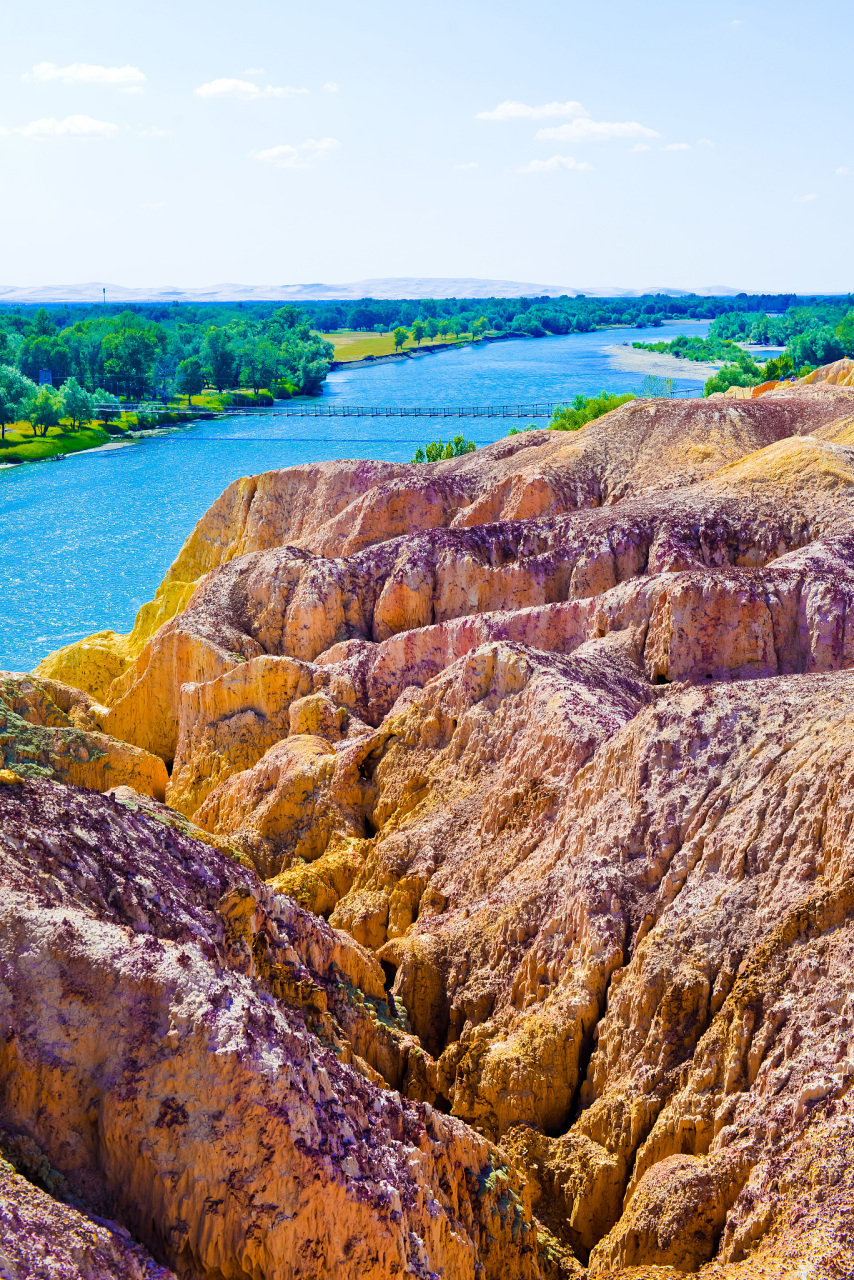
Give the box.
[69,440,137,456]
[605,344,723,379]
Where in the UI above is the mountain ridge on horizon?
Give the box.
[0,277,750,305]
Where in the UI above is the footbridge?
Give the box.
[275,402,562,417]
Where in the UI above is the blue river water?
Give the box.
[0,320,711,672]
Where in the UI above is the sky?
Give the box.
[1,0,852,294]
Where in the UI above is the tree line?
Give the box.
[630,299,854,396]
[0,304,335,419]
[304,291,838,340]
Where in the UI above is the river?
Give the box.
[0,320,711,672]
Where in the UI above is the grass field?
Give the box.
[0,422,116,464]
[330,330,470,362]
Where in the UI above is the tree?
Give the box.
[0,366,37,440]
[787,326,844,369]
[60,376,95,429]
[550,391,636,430]
[438,319,451,339]
[835,311,854,357]
[426,318,439,343]
[237,337,263,393]
[393,327,409,352]
[275,328,334,396]
[25,386,63,437]
[348,306,378,331]
[177,357,204,405]
[472,317,487,339]
[17,334,72,384]
[411,321,426,346]
[101,327,161,393]
[32,308,55,338]
[202,328,236,391]
[93,391,121,428]
[411,434,476,462]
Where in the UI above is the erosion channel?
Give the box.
[3,368,854,1279]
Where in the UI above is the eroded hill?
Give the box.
[4,374,854,1279]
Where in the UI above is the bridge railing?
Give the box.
[114,389,703,417]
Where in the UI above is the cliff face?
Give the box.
[13,375,854,1278]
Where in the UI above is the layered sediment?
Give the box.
[10,373,854,1277]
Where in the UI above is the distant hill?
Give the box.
[0,278,745,304]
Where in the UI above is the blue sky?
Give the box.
[2,0,852,292]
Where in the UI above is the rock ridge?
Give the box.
[14,371,854,1277]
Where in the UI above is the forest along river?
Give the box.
[0,320,711,671]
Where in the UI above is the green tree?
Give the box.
[703,365,759,396]
[177,357,204,405]
[93,391,121,428]
[411,434,475,462]
[550,391,635,431]
[472,317,488,338]
[25,386,63,437]
[426,318,440,343]
[438,319,451,339]
[836,311,854,356]
[31,308,55,338]
[203,327,237,391]
[17,334,72,385]
[101,327,160,390]
[0,366,37,441]
[60,376,95,428]
[277,329,334,396]
[393,327,409,352]
[641,376,675,399]
[237,337,264,393]
[411,320,426,346]
[256,340,282,393]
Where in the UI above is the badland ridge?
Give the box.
[4,360,854,1278]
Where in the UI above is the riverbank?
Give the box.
[0,409,208,471]
[0,424,117,466]
[604,342,723,380]
[331,334,508,371]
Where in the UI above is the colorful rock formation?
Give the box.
[11,373,854,1277]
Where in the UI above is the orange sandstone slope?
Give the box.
[11,375,854,1279]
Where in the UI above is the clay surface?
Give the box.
[16,375,854,1277]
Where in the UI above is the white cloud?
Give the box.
[697,138,716,148]
[518,154,593,173]
[323,82,339,93]
[664,142,691,151]
[731,18,743,24]
[195,78,308,99]
[793,193,818,202]
[454,161,478,170]
[631,143,651,152]
[253,137,341,169]
[836,166,853,176]
[20,115,118,139]
[537,118,659,141]
[477,99,588,121]
[25,61,146,87]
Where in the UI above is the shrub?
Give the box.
[550,391,635,431]
[411,433,476,463]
